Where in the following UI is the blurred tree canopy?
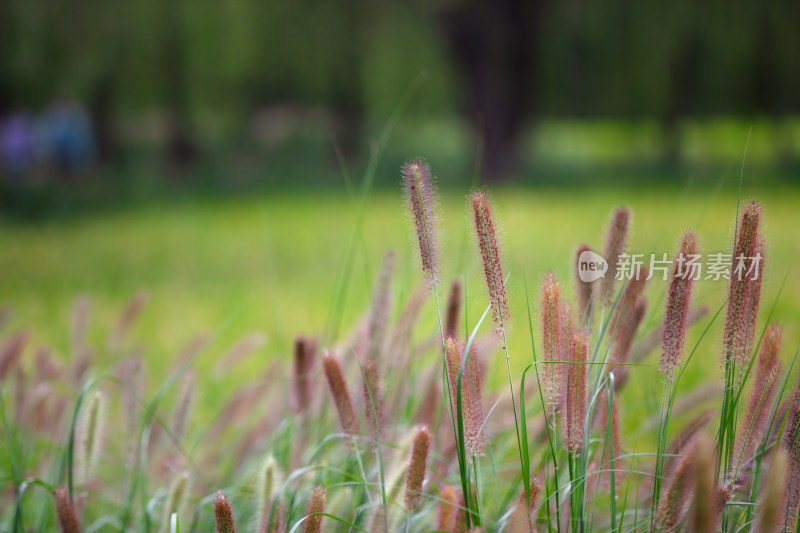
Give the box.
[1,0,798,180]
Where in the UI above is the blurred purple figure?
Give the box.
[40,98,97,175]
[0,111,37,179]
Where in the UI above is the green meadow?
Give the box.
[2,178,798,425]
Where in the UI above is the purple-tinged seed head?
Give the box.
[404,426,431,511]
[367,251,395,362]
[541,272,562,414]
[614,298,646,366]
[660,231,698,374]
[471,191,509,328]
[362,359,383,444]
[608,268,648,343]
[731,323,783,481]
[453,491,468,533]
[756,449,787,533]
[690,438,715,533]
[305,486,326,533]
[402,159,439,276]
[723,202,763,366]
[54,487,81,533]
[445,279,463,340]
[602,207,631,305]
[465,342,486,454]
[444,337,461,415]
[508,476,542,532]
[214,491,237,533]
[322,351,358,436]
[654,444,696,532]
[566,329,588,456]
[293,336,317,412]
[438,485,458,531]
[737,236,765,365]
[444,337,485,454]
[760,323,782,369]
[735,202,763,259]
[557,299,576,414]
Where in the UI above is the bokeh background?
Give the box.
[1,0,799,393]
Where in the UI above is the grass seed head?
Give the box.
[257,456,280,532]
[566,329,588,455]
[541,272,562,414]
[471,191,509,328]
[162,471,191,532]
[755,448,787,533]
[214,491,237,533]
[402,159,439,276]
[76,390,105,487]
[690,437,715,533]
[445,279,463,340]
[368,251,395,362]
[305,485,326,533]
[438,485,458,531]
[602,206,631,305]
[660,231,698,374]
[54,487,81,533]
[362,359,383,443]
[293,336,317,412]
[723,202,763,365]
[404,426,431,511]
[322,351,358,435]
[655,443,696,531]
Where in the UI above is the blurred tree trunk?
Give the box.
[328,0,365,159]
[0,0,14,113]
[438,0,544,182]
[162,0,201,169]
[660,32,702,169]
[89,76,117,163]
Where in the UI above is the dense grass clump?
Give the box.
[2,161,800,533]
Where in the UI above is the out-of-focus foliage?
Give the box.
[2,0,798,127]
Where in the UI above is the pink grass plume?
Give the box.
[566,329,588,455]
[214,491,237,533]
[660,231,698,374]
[305,486,327,533]
[723,202,762,365]
[402,159,439,275]
[404,426,431,511]
[471,191,509,328]
[541,272,562,414]
[54,487,81,533]
[602,207,631,305]
[322,351,358,436]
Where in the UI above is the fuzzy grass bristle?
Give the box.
[723,201,763,365]
[471,191,509,327]
[602,206,631,304]
[322,351,358,436]
[437,485,458,531]
[214,491,237,533]
[54,487,81,533]
[445,279,463,340]
[404,426,431,511]
[541,272,562,414]
[660,231,698,374]
[402,159,439,275]
[305,485,327,533]
[566,329,588,455]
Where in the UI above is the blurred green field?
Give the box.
[2,178,799,430]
